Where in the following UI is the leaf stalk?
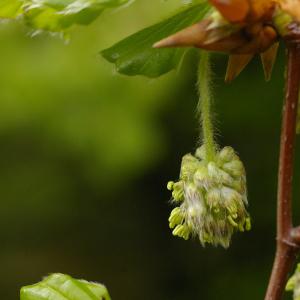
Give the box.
[197,51,217,162]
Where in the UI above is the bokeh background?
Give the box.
[1,1,300,299]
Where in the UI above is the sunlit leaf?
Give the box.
[0,0,23,18]
[101,2,210,77]
[20,273,111,300]
[23,0,133,32]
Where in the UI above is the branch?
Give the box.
[265,42,300,300]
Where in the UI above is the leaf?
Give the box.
[23,0,133,32]
[101,2,210,77]
[20,273,111,300]
[0,0,23,18]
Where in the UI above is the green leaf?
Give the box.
[20,273,111,300]
[23,0,133,32]
[0,0,23,18]
[101,2,210,78]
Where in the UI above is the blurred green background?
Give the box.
[0,1,299,299]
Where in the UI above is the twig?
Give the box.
[265,42,300,300]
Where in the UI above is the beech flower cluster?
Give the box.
[168,146,250,248]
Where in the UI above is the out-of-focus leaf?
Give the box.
[20,273,111,300]
[0,0,23,18]
[101,2,210,77]
[23,0,133,32]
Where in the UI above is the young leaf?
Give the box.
[101,2,210,77]
[23,0,133,32]
[20,273,111,300]
[0,0,23,18]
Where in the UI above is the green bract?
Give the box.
[168,145,251,248]
[20,273,111,300]
[101,2,210,77]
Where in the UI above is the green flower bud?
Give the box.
[206,187,222,210]
[172,224,190,240]
[218,146,237,163]
[273,9,295,37]
[167,181,174,191]
[169,207,184,229]
[180,154,201,180]
[245,217,251,231]
[167,146,250,248]
[286,264,300,300]
[194,164,211,189]
[171,182,184,202]
[195,145,206,160]
[222,160,244,178]
[208,162,234,186]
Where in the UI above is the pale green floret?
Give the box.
[194,164,211,188]
[208,162,234,186]
[171,182,184,202]
[206,187,222,209]
[195,145,207,160]
[169,207,184,229]
[222,160,244,177]
[180,154,200,179]
[218,146,237,163]
[286,264,300,300]
[172,224,190,240]
[167,181,174,191]
[231,179,246,194]
[245,217,251,231]
[167,145,250,248]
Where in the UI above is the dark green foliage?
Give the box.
[101,3,210,77]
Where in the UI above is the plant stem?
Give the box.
[265,42,300,300]
[197,51,216,161]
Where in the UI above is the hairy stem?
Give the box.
[265,42,300,300]
[197,51,216,161]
